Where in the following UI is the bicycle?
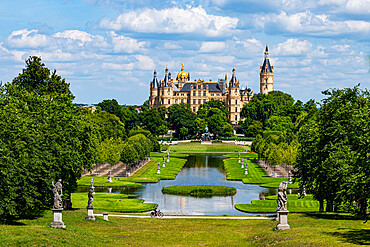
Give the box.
[151,209,164,218]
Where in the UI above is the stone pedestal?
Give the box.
[49,209,66,229]
[244,169,248,175]
[108,188,112,193]
[162,161,165,168]
[107,176,113,183]
[103,212,109,221]
[85,207,95,220]
[276,210,290,229]
[157,168,161,174]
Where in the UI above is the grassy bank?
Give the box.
[77,153,188,186]
[235,194,321,213]
[71,193,156,213]
[166,142,250,153]
[162,185,236,197]
[223,153,299,189]
[0,210,368,246]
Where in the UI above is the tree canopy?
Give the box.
[295,85,369,216]
[0,57,98,221]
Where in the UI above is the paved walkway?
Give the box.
[93,214,275,220]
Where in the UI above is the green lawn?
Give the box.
[162,185,236,197]
[1,210,368,246]
[77,153,188,186]
[235,194,321,213]
[71,193,155,213]
[223,154,299,189]
[166,142,250,153]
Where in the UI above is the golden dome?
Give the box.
[177,63,188,80]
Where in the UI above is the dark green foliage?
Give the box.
[0,57,98,222]
[129,128,160,152]
[97,99,139,134]
[6,56,73,99]
[167,103,196,138]
[140,108,167,136]
[295,85,369,216]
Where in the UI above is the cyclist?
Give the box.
[153,205,159,216]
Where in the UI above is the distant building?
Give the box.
[149,44,273,125]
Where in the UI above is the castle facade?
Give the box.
[149,44,274,125]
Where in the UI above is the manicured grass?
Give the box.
[235,194,321,213]
[167,142,250,153]
[77,177,141,187]
[71,193,156,213]
[77,153,189,186]
[0,210,368,246]
[162,185,236,197]
[223,154,299,189]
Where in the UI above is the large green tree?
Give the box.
[0,57,98,221]
[295,85,369,216]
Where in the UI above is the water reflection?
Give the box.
[77,156,280,215]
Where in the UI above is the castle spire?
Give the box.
[265,41,269,59]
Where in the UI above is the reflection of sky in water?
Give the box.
[133,156,272,215]
[79,156,282,215]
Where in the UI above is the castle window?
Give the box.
[235,115,237,121]
[193,107,196,112]
[193,91,196,96]
[181,99,184,103]
[236,100,238,104]
[203,91,206,96]
[198,99,201,104]
[265,79,268,83]
[211,94,214,96]
[198,92,201,96]
[187,99,189,103]
[203,99,206,103]
[198,85,201,89]
[235,107,238,112]
[193,99,196,104]
[168,99,170,104]
[168,88,170,91]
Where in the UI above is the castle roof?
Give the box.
[179,83,223,93]
[261,58,273,73]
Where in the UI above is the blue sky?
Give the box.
[0,0,369,105]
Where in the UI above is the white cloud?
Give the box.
[262,10,370,37]
[53,30,99,46]
[99,6,239,37]
[109,31,147,53]
[346,0,370,14]
[5,29,50,48]
[162,42,182,49]
[275,39,312,56]
[199,41,226,52]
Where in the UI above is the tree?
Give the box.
[120,143,138,165]
[141,108,167,136]
[265,116,294,132]
[0,58,98,221]
[167,103,196,138]
[295,85,369,216]
[243,120,263,137]
[7,56,73,100]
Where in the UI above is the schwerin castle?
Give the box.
[149,44,274,125]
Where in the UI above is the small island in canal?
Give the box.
[162,185,237,197]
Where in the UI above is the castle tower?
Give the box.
[260,43,274,94]
[149,70,159,108]
[160,66,173,107]
[176,63,189,91]
[227,66,241,124]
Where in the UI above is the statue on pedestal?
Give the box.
[277,181,288,211]
[87,178,94,208]
[52,179,63,210]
